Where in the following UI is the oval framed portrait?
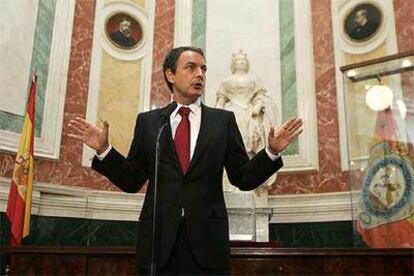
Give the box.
[344,3,382,42]
[105,12,143,50]
[99,2,148,61]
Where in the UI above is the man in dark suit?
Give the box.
[349,8,379,41]
[68,46,303,275]
[109,18,137,48]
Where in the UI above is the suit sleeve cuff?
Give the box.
[95,144,113,161]
[265,147,281,161]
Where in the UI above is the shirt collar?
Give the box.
[172,98,201,118]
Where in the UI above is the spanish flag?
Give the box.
[6,74,37,245]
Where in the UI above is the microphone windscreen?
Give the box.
[160,101,177,123]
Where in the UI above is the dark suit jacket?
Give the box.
[349,20,379,40]
[92,103,283,270]
[109,30,137,48]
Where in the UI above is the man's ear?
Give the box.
[165,69,175,84]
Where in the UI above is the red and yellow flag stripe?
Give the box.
[6,74,37,245]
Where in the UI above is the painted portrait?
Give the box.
[344,3,382,42]
[105,13,142,49]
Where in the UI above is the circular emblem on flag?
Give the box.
[13,150,31,187]
[362,155,413,219]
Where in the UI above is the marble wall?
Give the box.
[0,0,412,195]
[394,0,414,117]
[150,0,175,107]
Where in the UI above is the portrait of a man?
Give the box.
[344,3,382,41]
[106,13,142,49]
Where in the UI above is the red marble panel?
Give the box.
[394,0,414,157]
[150,0,176,108]
[394,0,414,53]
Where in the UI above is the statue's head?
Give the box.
[231,49,250,74]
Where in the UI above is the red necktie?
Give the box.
[174,107,191,174]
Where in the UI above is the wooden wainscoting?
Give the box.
[1,244,412,275]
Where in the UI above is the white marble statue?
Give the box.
[215,49,279,193]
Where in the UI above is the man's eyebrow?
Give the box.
[184,62,207,68]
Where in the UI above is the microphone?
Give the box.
[159,101,177,124]
[150,101,177,275]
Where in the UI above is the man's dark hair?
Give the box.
[162,46,205,92]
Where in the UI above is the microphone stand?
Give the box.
[150,117,169,276]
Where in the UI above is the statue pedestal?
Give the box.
[225,190,272,242]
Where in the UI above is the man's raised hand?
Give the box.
[68,117,109,154]
[267,117,303,155]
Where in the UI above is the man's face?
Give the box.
[119,20,131,35]
[166,51,207,102]
[354,10,367,26]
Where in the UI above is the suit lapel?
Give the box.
[157,103,184,177]
[188,104,213,173]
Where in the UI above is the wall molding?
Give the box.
[173,0,193,47]
[269,191,357,223]
[0,0,76,160]
[284,0,319,172]
[0,177,143,221]
[0,177,356,223]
